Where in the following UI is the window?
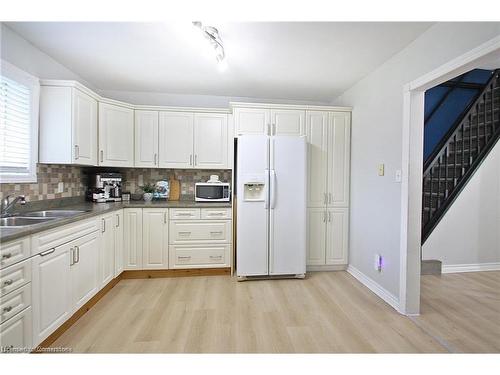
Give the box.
[0,60,39,183]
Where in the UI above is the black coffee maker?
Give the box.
[87,173,123,203]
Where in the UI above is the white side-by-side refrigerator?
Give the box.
[236,135,307,279]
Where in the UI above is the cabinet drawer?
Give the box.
[169,208,200,220]
[0,306,32,351]
[169,245,230,268]
[169,220,231,244]
[0,259,31,297]
[0,283,31,324]
[200,208,232,220]
[0,237,30,269]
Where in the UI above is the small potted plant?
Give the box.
[140,182,156,202]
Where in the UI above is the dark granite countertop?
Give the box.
[0,199,232,243]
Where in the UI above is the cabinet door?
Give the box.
[0,307,32,350]
[326,208,349,265]
[306,208,327,266]
[124,208,143,269]
[98,102,134,167]
[234,107,270,136]
[71,231,99,311]
[72,88,97,165]
[135,110,159,167]
[99,215,115,287]
[327,112,351,207]
[32,244,71,345]
[193,113,228,169]
[114,210,124,277]
[158,112,194,168]
[306,111,329,207]
[271,109,305,136]
[142,209,169,269]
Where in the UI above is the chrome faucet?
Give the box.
[1,195,26,217]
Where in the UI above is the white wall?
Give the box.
[335,23,500,300]
[422,141,500,269]
[0,23,94,88]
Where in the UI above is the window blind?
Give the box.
[0,74,32,175]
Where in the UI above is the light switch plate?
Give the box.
[378,164,385,176]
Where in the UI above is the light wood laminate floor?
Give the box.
[51,271,499,353]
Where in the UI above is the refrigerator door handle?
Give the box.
[264,169,270,209]
[270,169,277,209]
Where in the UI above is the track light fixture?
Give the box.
[192,21,227,71]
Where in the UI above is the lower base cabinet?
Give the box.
[123,208,143,270]
[0,307,32,351]
[306,207,348,266]
[114,210,124,277]
[99,214,115,287]
[142,208,169,269]
[72,231,100,311]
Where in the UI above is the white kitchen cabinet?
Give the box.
[123,208,143,270]
[158,111,194,168]
[135,110,159,167]
[234,107,269,136]
[306,111,329,207]
[271,109,305,136]
[71,231,100,311]
[326,208,349,265]
[142,209,169,269]
[327,112,351,207]
[99,214,115,287]
[169,244,230,269]
[98,102,134,167]
[306,208,327,266]
[32,244,71,345]
[114,210,124,277]
[39,85,98,165]
[193,113,228,169]
[0,307,32,350]
[234,106,304,136]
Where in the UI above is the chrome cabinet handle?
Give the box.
[194,154,197,166]
[40,248,55,257]
[116,214,120,228]
[209,255,222,259]
[189,154,193,166]
[177,213,193,216]
[323,211,326,223]
[208,212,224,216]
[164,212,167,224]
[154,153,157,166]
[178,231,191,235]
[70,248,74,266]
[100,150,104,162]
[2,306,13,313]
[75,145,79,159]
[75,246,80,264]
[178,256,191,260]
[2,253,12,260]
[272,123,276,136]
[102,218,106,233]
[210,231,223,235]
[3,279,14,286]
[328,211,332,222]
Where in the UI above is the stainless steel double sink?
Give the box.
[0,210,87,228]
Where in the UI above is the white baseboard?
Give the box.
[347,265,403,314]
[441,262,500,274]
[307,264,347,272]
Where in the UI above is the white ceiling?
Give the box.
[7,22,433,103]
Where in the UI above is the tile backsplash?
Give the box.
[0,164,232,202]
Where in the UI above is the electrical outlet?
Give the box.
[378,164,385,176]
[374,254,383,272]
[57,182,64,193]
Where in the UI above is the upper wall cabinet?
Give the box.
[39,85,98,165]
[194,113,228,169]
[233,106,304,136]
[158,112,194,169]
[99,102,134,167]
[135,110,159,168]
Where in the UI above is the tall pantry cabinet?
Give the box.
[306,111,350,268]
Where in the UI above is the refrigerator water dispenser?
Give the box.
[243,182,266,201]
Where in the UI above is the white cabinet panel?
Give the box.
[99,214,115,287]
[234,107,269,136]
[0,283,31,324]
[114,210,124,277]
[327,112,351,207]
[194,113,228,169]
[158,111,194,168]
[124,208,143,269]
[99,102,134,167]
[0,307,32,350]
[326,208,349,265]
[71,231,99,311]
[73,89,98,165]
[306,208,327,266]
[169,245,230,269]
[306,111,329,207]
[32,244,71,345]
[271,109,305,136]
[169,208,200,220]
[0,237,30,270]
[0,259,31,297]
[169,220,231,244]
[142,209,169,269]
[200,208,232,220]
[135,110,159,167]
